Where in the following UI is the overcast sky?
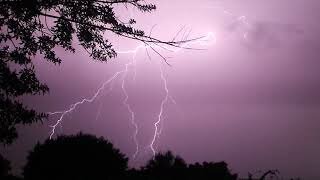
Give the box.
[2,0,320,179]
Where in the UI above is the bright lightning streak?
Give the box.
[49,1,251,159]
[117,45,149,159]
[121,59,139,159]
[94,80,116,122]
[149,65,170,156]
[48,70,125,139]
[49,44,146,159]
[48,32,216,159]
[47,6,249,159]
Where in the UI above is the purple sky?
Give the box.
[2,0,320,179]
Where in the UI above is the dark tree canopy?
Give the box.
[0,154,22,180]
[188,161,238,180]
[144,151,188,180]
[146,151,187,171]
[0,153,11,178]
[7,132,282,180]
[0,0,193,145]
[139,151,238,180]
[23,133,128,180]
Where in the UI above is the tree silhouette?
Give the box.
[0,0,198,145]
[144,151,187,179]
[146,151,187,170]
[23,133,128,180]
[247,169,280,180]
[188,161,238,180]
[0,153,11,178]
[0,154,22,180]
[140,151,238,180]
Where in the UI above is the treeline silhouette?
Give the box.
[1,133,297,180]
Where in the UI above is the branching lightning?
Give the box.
[48,6,251,160]
[48,69,125,139]
[48,32,215,156]
[149,64,170,156]
[49,44,147,158]
[121,54,139,159]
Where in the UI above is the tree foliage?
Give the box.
[142,151,237,180]
[0,0,191,145]
[188,161,238,180]
[144,151,187,180]
[23,133,128,180]
[20,133,287,180]
[0,153,11,178]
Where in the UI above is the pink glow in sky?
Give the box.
[2,0,320,179]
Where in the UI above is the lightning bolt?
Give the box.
[144,6,251,156]
[47,32,216,160]
[48,44,147,159]
[48,69,125,139]
[47,6,250,159]
[120,51,139,159]
[149,64,170,156]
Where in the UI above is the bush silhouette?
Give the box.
[141,151,237,180]
[188,161,238,180]
[0,154,22,180]
[0,153,11,178]
[23,133,128,180]
[144,151,187,179]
